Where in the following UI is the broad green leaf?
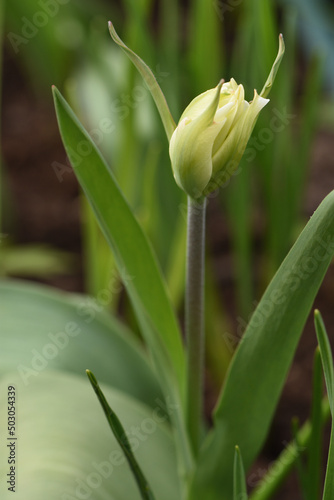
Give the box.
[0,370,181,500]
[314,310,334,500]
[189,190,334,500]
[52,86,185,391]
[108,22,176,141]
[87,370,156,500]
[0,279,161,408]
[233,446,247,500]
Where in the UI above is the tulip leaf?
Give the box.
[189,190,334,500]
[314,310,334,414]
[87,370,156,500]
[0,279,161,408]
[233,446,248,500]
[52,88,193,479]
[52,86,185,393]
[108,21,176,141]
[260,34,285,98]
[314,310,334,500]
[0,370,181,500]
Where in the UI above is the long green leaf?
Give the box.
[189,190,334,500]
[52,86,184,391]
[52,88,193,481]
[0,370,181,500]
[308,347,323,500]
[108,22,176,141]
[314,310,334,500]
[233,446,248,500]
[87,370,156,500]
[315,310,334,414]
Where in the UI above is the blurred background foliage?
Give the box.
[1,0,334,387]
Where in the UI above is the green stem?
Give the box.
[185,195,206,455]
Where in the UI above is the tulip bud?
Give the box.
[169,79,269,199]
[108,23,285,199]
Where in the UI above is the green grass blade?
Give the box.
[108,21,176,141]
[234,446,248,500]
[86,370,156,500]
[314,310,334,500]
[249,398,331,500]
[291,418,309,500]
[52,86,185,392]
[308,347,323,500]
[323,421,334,500]
[315,310,334,414]
[189,190,334,500]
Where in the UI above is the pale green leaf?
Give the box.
[0,279,161,408]
[260,34,285,98]
[0,370,181,500]
[108,22,176,141]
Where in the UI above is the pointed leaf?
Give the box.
[189,190,334,500]
[234,446,248,500]
[314,311,334,500]
[314,310,334,414]
[0,370,181,500]
[260,34,285,98]
[52,86,185,393]
[87,370,156,500]
[108,22,176,141]
[308,346,323,500]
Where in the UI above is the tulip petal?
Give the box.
[170,81,225,198]
[208,91,269,192]
[260,34,285,98]
[108,22,176,141]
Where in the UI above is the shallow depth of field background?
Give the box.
[1,0,334,498]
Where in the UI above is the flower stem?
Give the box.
[185,195,206,455]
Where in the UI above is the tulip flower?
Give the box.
[108,22,285,456]
[109,23,284,200]
[169,79,270,198]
